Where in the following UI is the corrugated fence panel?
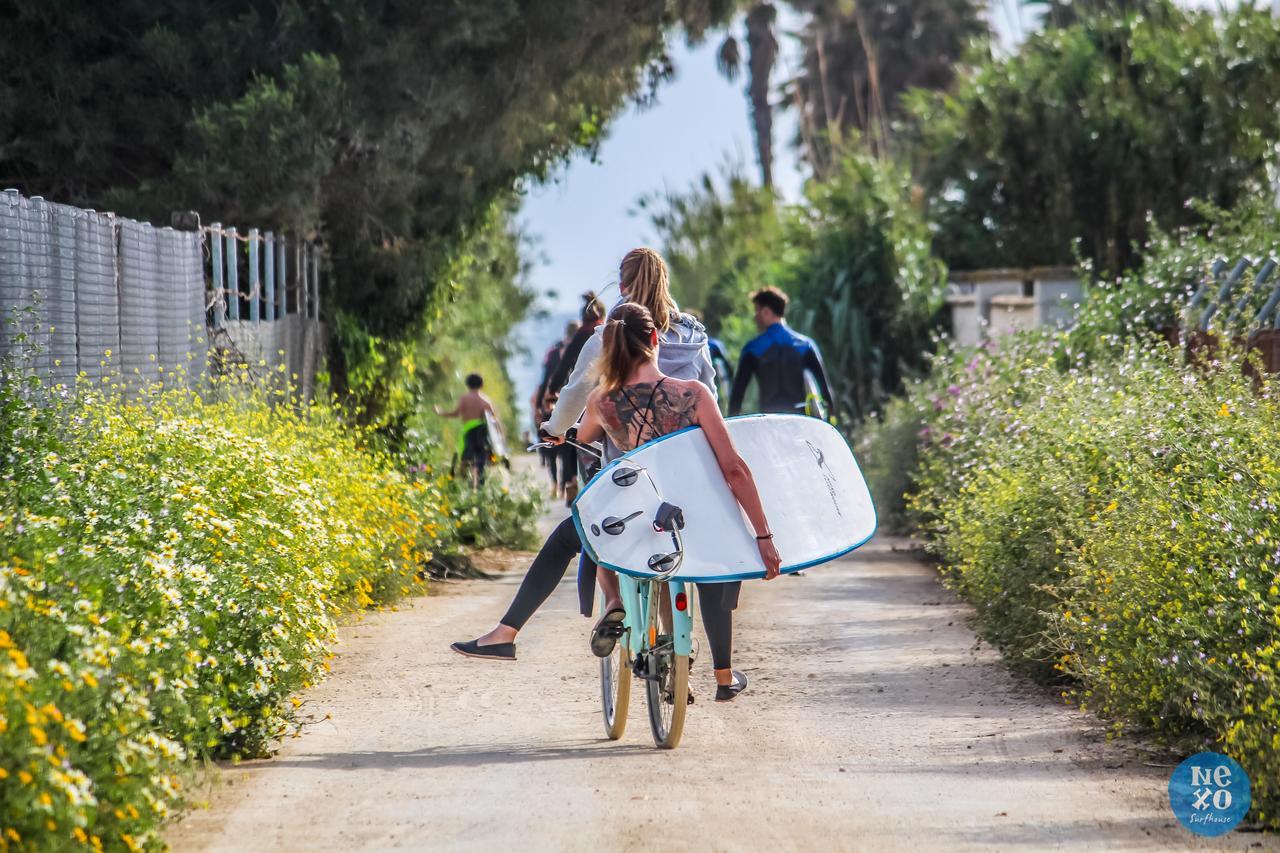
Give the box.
[178,229,208,385]
[0,191,30,359]
[46,201,79,387]
[117,219,162,386]
[156,228,190,383]
[19,196,55,377]
[74,208,120,384]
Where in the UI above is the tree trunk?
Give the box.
[745,4,779,188]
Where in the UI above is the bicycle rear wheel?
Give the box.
[600,640,631,740]
[645,651,688,749]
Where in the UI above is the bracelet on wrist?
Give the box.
[755,533,773,540]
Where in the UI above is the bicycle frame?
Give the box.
[616,573,694,659]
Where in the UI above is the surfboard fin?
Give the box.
[611,467,640,487]
[601,510,643,535]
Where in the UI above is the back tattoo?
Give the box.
[599,382,699,451]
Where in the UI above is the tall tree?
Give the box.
[904,1,1280,274]
[786,0,988,172]
[0,0,736,414]
[717,3,780,186]
[1022,0,1172,29]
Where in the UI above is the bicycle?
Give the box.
[531,435,694,749]
[598,502,692,749]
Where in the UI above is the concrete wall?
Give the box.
[947,266,1083,345]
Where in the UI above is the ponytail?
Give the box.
[580,290,605,324]
[599,303,657,394]
[619,248,676,331]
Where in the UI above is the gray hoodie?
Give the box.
[544,305,718,443]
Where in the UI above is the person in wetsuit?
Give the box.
[728,286,835,420]
[435,373,497,488]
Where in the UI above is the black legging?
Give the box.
[541,447,558,485]
[500,516,739,670]
[501,517,582,630]
[556,444,577,487]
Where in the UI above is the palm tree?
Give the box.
[717,4,780,187]
[788,0,989,171]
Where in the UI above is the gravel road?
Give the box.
[168,515,1265,852]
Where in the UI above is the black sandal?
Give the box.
[715,670,748,701]
[589,607,626,658]
[451,638,516,661]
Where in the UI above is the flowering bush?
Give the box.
[900,331,1280,826]
[0,361,538,850]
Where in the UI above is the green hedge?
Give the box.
[0,366,538,851]
[891,332,1280,827]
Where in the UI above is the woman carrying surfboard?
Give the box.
[544,249,721,629]
[574,302,781,698]
[453,249,768,700]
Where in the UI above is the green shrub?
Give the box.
[904,2,1280,274]
[906,333,1280,825]
[776,148,947,423]
[853,392,927,535]
[0,360,538,850]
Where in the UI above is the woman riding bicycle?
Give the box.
[574,302,781,698]
[453,249,772,700]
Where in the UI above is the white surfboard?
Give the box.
[803,369,828,421]
[571,414,876,582]
[484,410,508,460]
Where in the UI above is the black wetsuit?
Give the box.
[729,321,835,417]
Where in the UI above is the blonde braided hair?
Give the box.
[620,247,676,332]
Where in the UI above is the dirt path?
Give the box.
[168,513,1261,851]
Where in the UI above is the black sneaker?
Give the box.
[589,607,626,657]
[715,670,748,701]
[450,638,516,661]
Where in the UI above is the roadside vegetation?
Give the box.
[0,358,539,850]
[856,199,1280,825]
[647,1,1280,828]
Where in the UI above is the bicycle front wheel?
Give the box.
[600,640,631,740]
[646,653,688,749]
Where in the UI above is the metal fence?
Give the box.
[206,221,324,401]
[1181,254,1280,373]
[0,189,324,398]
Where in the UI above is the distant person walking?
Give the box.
[532,322,579,498]
[436,373,498,488]
[544,291,606,502]
[686,308,734,410]
[729,287,835,420]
